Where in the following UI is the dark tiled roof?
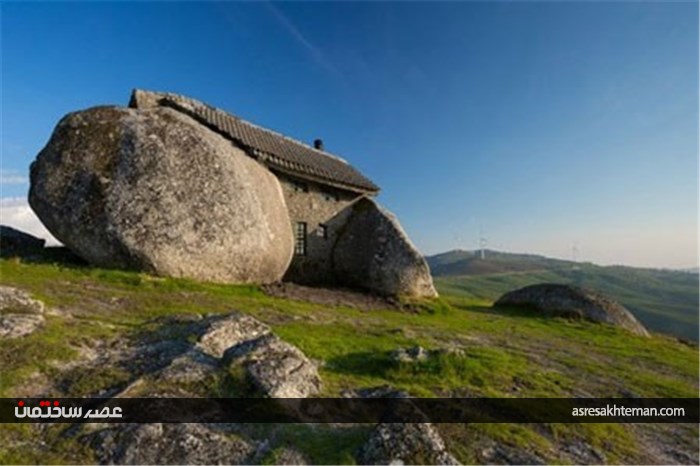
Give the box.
[129,90,379,194]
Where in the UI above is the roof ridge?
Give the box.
[138,89,351,166]
[129,89,379,193]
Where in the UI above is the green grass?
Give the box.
[434,263,699,341]
[0,256,698,464]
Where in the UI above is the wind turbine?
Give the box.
[479,236,488,260]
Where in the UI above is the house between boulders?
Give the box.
[129,90,436,298]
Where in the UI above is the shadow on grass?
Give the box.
[2,246,88,268]
[448,298,559,321]
[325,350,396,378]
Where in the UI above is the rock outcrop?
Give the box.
[494,284,649,336]
[29,106,294,284]
[223,332,322,398]
[358,422,460,465]
[332,198,437,298]
[0,286,45,338]
[347,386,460,465]
[197,312,272,358]
[91,423,255,465]
[86,311,321,463]
[0,225,45,257]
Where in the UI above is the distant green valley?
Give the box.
[427,250,699,341]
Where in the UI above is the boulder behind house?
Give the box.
[494,283,649,336]
[0,225,45,258]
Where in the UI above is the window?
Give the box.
[317,224,328,239]
[295,222,307,255]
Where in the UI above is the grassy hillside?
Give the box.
[428,250,699,341]
[0,255,698,464]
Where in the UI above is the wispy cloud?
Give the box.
[0,197,60,245]
[263,2,343,79]
[0,169,28,186]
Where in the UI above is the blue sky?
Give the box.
[1,1,697,268]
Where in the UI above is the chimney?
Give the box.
[313,139,324,151]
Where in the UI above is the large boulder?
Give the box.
[29,106,294,284]
[332,198,437,298]
[494,284,649,336]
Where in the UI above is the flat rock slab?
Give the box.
[90,423,255,465]
[196,312,271,358]
[0,286,45,338]
[224,333,321,398]
[494,283,649,336]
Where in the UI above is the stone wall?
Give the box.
[271,175,438,298]
[274,171,359,285]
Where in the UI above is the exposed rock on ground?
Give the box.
[224,333,322,398]
[107,312,320,399]
[197,312,271,358]
[479,442,546,465]
[332,198,438,298]
[494,283,649,336]
[83,311,322,463]
[0,286,45,338]
[29,105,293,284]
[266,447,309,465]
[346,386,459,465]
[90,423,256,465]
[0,225,46,257]
[391,345,429,363]
[358,423,460,465]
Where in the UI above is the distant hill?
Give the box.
[427,249,699,341]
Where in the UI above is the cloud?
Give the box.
[0,197,60,245]
[0,169,28,185]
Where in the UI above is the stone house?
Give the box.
[121,90,436,297]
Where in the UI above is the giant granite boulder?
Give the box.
[29,106,294,284]
[494,284,649,336]
[332,198,437,298]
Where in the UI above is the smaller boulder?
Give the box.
[0,225,45,257]
[494,284,649,336]
[332,198,438,298]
